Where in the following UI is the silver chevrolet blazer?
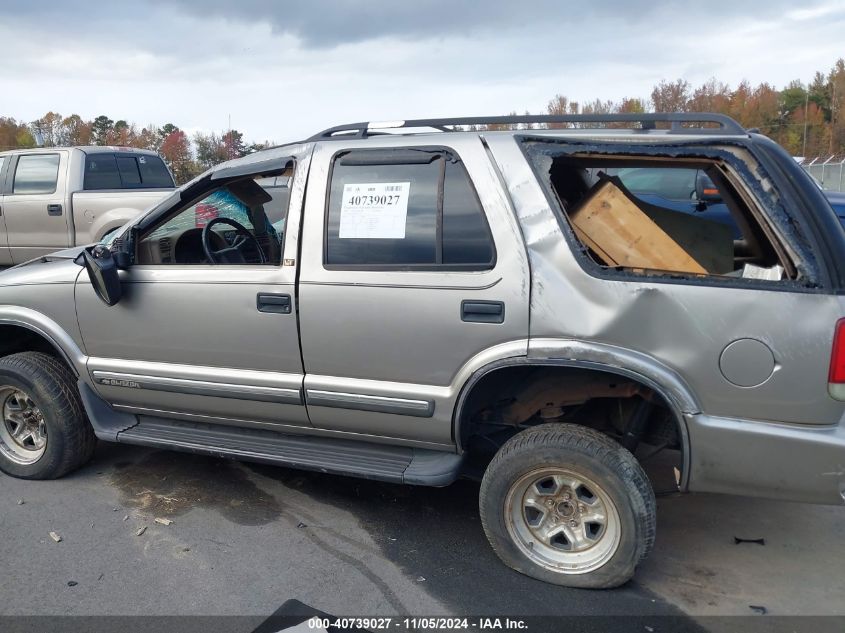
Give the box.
[1,113,844,589]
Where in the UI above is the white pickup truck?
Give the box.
[0,146,175,265]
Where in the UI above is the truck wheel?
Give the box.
[0,352,96,480]
[479,423,656,588]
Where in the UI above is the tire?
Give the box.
[0,352,96,479]
[479,423,656,589]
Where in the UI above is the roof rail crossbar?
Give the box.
[307,113,746,141]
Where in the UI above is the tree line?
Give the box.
[488,58,845,161]
[2,57,844,184]
[0,114,272,184]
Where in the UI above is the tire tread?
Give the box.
[479,423,656,588]
[0,352,95,479]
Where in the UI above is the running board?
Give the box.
[117,418,464,486]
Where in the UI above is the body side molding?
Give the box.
[92,370,303,405]
[305,389,434,417]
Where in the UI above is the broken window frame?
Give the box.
[519,136,819,291]
[560,155,796,278]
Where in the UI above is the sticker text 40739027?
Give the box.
[339,182,411,239]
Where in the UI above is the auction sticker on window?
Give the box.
[339,182,410,239]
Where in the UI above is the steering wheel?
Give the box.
[201,217,266,264]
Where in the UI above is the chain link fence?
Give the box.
[803,159,845,192]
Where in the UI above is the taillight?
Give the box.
[829,318,845,383]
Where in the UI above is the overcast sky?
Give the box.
[1,0,844,144]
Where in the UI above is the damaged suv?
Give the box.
[2,113,845,589]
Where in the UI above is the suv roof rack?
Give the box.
[307,113,747,141]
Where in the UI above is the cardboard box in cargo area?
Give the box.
[568,177,734,275]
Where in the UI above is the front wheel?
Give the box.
[0,352,96,479]
[479,423,656,589]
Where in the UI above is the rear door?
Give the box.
[297,136,530,447]
[2,151,71,263]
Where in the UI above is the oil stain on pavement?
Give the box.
[107,449,410,613]
[109,450,282,526]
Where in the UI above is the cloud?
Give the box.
[786,2,844,21]
[149,0,810,47]
[0,0,814,47]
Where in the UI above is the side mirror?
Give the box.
[80,245,122,306]
[696,171,723,204]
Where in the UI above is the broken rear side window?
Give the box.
[541,153,796,282]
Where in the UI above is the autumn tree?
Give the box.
[159,129,193,184]
[222,129,248,159]
[687,79,732,114]
[745,83,781,134]
[546,95,578,128]
[581,99,613,114]
[60,114,93,145]
[194,131,227,169]
[133,125,159,151]
[618,98,647,114]
[0,117,35,150]
[650,79,691,112]
[157,123,179,146]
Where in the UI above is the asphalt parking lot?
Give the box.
[2,442,844,632]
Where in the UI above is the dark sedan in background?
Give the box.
[826,191,845,223]
[605,166,845,231]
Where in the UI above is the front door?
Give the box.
[298,137,530,447]
[76,150,311,432]
[3,151,71,263]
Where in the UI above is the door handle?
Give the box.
[461,300,505,323]
[47,204,63,216]
[257,293,291,314]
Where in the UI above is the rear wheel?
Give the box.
[0,352,96,479]
[479,423,655,588]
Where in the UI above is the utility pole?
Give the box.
[831,81,837,156]
[803,87,809,159]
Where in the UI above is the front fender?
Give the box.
[0,306,87,375]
